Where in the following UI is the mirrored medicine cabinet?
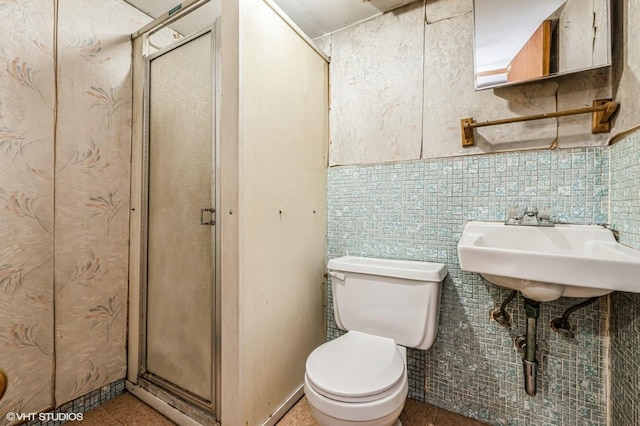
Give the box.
[473,0,611,90]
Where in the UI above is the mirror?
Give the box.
[473,0,611,90]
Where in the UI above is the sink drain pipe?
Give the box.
[523,298,540,396]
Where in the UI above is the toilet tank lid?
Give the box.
[328,256,447,282]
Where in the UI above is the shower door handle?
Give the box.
[200,208,215,226]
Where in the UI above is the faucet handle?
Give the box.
[507,206,521,219]
[505,206,521,225]
[537,207,551,221]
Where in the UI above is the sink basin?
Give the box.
[457,221,640,302]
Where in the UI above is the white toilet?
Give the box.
[304,256,447,426]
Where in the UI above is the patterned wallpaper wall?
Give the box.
[0,0,150,422]
[53,0,149,405]
[327,147,611,425]
[0,0,55,418]
[321,0,639,165]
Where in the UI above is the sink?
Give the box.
[457,221,640,302]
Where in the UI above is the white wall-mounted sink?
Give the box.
[457,221,640,302]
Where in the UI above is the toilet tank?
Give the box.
[328,256,447,350]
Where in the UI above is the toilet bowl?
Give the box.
[304,256,447,426]
[304,331,407,426]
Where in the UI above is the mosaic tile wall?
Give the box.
[327,147,610,425]
[609,130,640,426]
[23,379,125,426]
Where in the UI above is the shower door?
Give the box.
[141,28,218,415]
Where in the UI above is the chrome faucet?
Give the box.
[520,207,540,226]
[506,207,554,227]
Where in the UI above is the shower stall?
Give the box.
[140,26,220,421]
[127,1,329,425]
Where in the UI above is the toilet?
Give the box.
[304,256,447,426]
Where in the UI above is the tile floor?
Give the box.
[80,393,486,425]
[79,393,175,425]
[278,397,487,426]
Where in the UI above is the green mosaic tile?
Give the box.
[327,146,613,425]
[609,130,640,426]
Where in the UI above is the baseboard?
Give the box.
[260,384,305,426]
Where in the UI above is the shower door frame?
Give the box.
[137,25,222,419]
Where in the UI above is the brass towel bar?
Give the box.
[461,99,618,147]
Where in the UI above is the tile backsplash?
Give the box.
[327,147,612,425]
[609,130,640,426]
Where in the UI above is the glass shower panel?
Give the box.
[146,31,213,402]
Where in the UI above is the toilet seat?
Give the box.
[305,331,405,403]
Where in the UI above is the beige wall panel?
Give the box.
[329,2,424,166]
[0,0,55,420]
[556,68,611,147]
[557,0,609,73]
[237,0,328,424]
[612,0,640,135]
[327,1,631,164]
[220,0,242,424]
[592,0,610,68]
[425,0,471,24]
[558,0,596,72]
[423,12,557,157]
[54,0,149,405]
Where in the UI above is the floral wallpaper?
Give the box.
[0,0,55,420]
[0,0,151,423]
[54,0,150,406]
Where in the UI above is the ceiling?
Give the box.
[124,0,416,39]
